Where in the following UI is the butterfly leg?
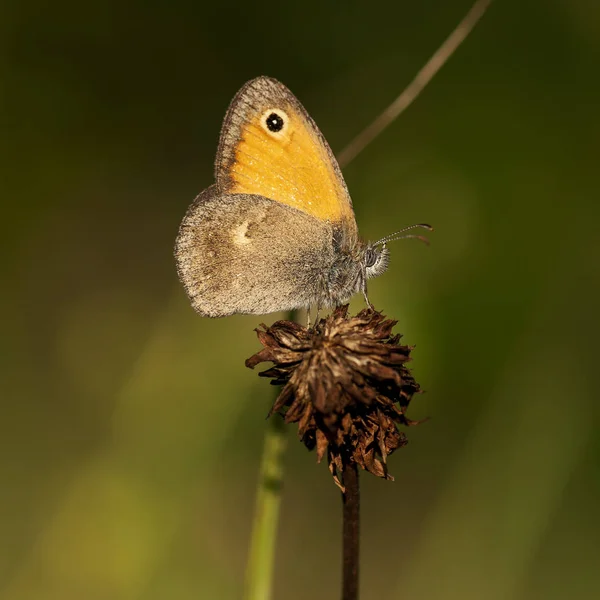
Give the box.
[306,308,311,329]
[362,280,373,310]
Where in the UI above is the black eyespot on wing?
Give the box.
[266,112,284,132]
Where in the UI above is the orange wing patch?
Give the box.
[215,77,356,226]
[229,109,350,222]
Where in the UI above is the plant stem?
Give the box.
[243,413,287,600]
[342,460,360,600]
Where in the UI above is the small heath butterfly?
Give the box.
[175,76,429,317]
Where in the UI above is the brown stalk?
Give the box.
[342,459,360,600]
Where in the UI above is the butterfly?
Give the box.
[175,76,429,318]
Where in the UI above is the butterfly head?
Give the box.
[364,243,390,279]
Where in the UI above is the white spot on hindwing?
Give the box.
[233,221,252,245]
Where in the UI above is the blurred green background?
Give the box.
[1,0,599,598]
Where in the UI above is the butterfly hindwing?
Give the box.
[175,185,338,317]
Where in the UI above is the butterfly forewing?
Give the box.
[215,77,357,230]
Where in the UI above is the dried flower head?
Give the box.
[246,305,422,489]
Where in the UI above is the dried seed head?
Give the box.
[246,305,422,489]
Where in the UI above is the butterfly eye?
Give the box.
[364,247,377,268]
[265,112,284,132]
[365,245,390,279]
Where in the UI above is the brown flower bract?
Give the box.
[246,305,422,489]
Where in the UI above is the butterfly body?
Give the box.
[175,77,390,317]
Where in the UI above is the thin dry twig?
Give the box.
[337,0,494,169]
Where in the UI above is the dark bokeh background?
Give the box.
[2,1,599,598]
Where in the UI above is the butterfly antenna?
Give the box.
[374,223,433,246]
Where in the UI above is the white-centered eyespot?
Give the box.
[260,108,290,137]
